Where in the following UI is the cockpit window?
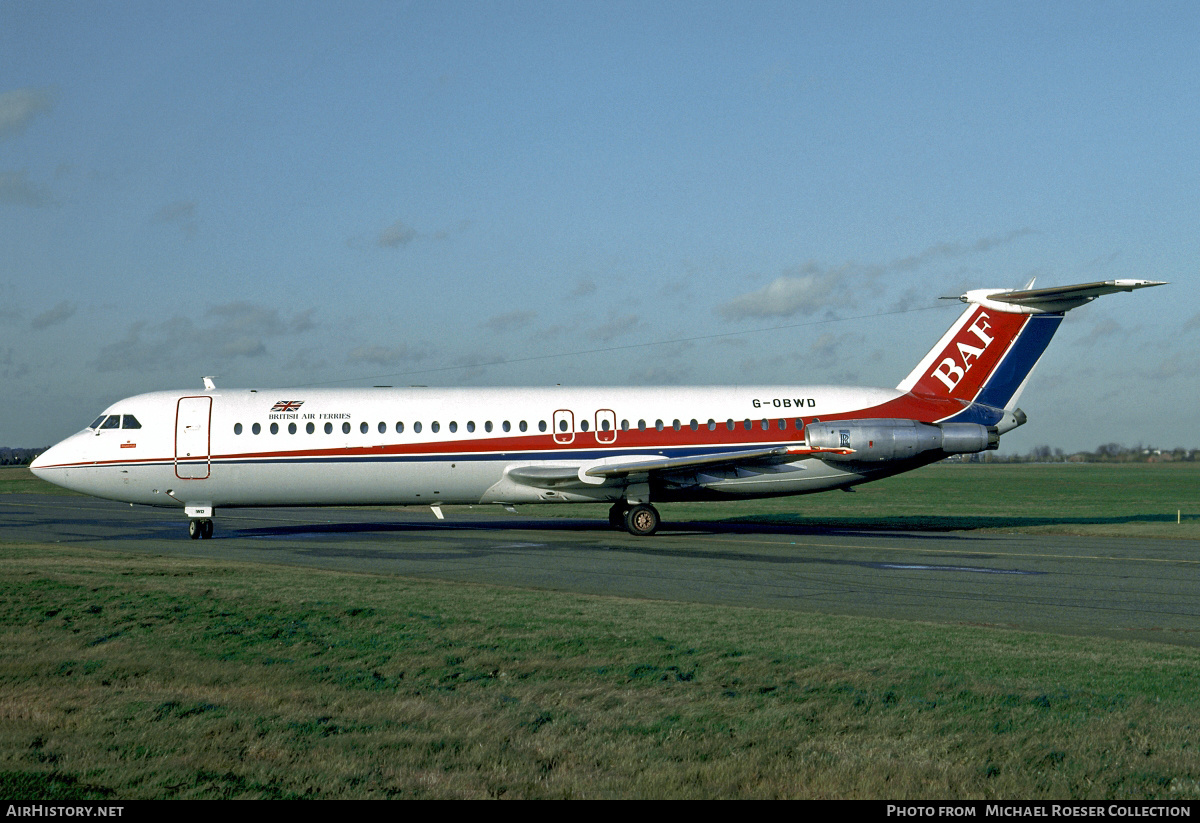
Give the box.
[122,415,141,429]
[100,416,121,429]
[90,416,107,429]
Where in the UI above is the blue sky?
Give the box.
[2,1,1196,453]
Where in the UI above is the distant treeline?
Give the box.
[961,444,1197,464]
[0,448,45,466]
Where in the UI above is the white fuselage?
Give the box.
[32,383,914,511]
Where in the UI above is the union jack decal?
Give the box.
[271,400,304,412]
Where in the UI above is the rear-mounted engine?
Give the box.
[806,418,999,462]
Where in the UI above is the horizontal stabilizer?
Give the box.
[955,279,1166,315]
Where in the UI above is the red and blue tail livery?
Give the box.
[31,279,1165,538]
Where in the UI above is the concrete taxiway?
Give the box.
[3,494,1199,646]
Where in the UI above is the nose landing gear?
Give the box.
[188,518,214,540]
[184,505,215,540]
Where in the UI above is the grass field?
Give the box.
[2,462,1199,798]
[2,543,1199,800]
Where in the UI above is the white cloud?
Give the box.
[152,200,198,237]
[30,300,76,330]
[346,343,427,366]
[0,87,55,140]
[90,304,318,372]
[716,270,842,321]
[482,310,537,334]
[0,169,56,207]
[587,314,641,342]
[378,220,419,248]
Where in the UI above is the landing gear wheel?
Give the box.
[608,503,627,529]
[623,503,660,537]
[188,519,214,540]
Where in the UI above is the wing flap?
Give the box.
[584,444,855,479]
[506,445,856,489]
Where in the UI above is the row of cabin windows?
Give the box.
[232,418,806,436]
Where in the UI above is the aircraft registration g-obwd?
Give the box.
[32,279,1163,539]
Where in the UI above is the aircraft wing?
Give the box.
[505,444,853,489]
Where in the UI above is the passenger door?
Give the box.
[175,396,212,479]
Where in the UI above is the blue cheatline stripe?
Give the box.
[218,442,795,467]
[971,313,1064,410]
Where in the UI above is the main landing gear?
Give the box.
[608,502,661,536]
[188,519,214,540]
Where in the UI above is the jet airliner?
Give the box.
[30,279,1164,539]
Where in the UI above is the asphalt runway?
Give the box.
[4,493,1200,647]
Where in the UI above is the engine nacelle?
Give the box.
[806,419,998,462]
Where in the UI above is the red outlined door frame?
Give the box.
[595,409,617,444]
[553,409,575,444]
[175,396,212,479]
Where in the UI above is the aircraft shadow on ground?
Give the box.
[226,512,1186,542]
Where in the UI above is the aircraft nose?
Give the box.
[29,444,55,478]
[29,439,73,481]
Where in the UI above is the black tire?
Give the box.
[608,503,627,529]
[188,520,201,540]
[200,519,214,539]
[623,504,660,536]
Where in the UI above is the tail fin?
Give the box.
[897,279,1165,412]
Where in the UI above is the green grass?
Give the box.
[1,543,1199,799]
[0,466,81,495]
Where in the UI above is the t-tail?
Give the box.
[896,279,1166,428]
